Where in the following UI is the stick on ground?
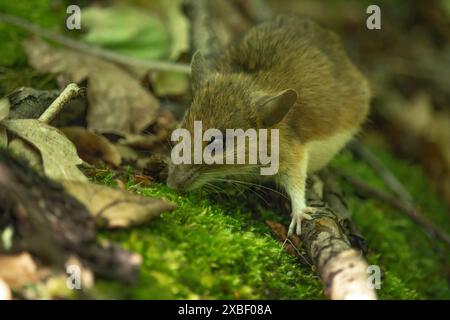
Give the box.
[349,140,413,203]
[301,171,377,300]
[38,83,82,124]
[337,169,450,247]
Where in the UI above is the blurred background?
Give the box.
[0,0,449,299]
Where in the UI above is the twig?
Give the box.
[302,171,377,300]
[349,140,413,204]
[38,83,82,124]
[0,12,191,74]
[337,170,450,247]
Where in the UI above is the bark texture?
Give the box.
[302,171,376,299]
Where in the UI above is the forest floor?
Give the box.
[91,147,450,299]
[1,0,449,299]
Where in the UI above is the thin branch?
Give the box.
[0,12,191,74]
[38,83,82,124]
[349,140,413,204]
[302,171,377,300]
[336,169,450,247]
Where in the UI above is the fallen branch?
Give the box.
[336,169,450,247]
[0,12,191,74]
[349,140,413,203]
[38,83,82,124]
[300,171,376,300]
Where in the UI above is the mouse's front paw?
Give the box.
[288,207,317,236]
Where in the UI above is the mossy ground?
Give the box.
[1,1,449,300]
[90,147,450,300]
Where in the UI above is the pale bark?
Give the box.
[301,171,377,300]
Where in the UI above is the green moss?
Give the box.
[92,145,450,300]
[95,182,323,299]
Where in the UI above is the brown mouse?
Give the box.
[167,15,370,236]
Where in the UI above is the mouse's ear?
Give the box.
[255,89,298,126]
[191,51,212,91]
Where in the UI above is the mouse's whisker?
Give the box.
[214,178,289,200]
[213,178,270,206]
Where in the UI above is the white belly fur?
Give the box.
[306,130,355,173]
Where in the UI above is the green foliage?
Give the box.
[0,0,62,95]
[0,0,63,66]
[82,6,171,60]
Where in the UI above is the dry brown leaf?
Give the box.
[60,126,121,166]
[265,220,302,257]
[1,119,87,182]
[23,37,159,134]
[62,180,176,228]
[0,252,49,289]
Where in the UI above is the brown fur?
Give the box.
[168,15,370,192]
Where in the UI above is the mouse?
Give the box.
[167,15,370,236]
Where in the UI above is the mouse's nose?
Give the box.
[166,175,180,190]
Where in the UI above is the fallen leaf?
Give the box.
[62,180,177,228]
[23,37,159,134]
[0,252,49,289]
[1,119,87,182]
[60,126,121,166]
[7,138,43,171]
[265,220,302,257]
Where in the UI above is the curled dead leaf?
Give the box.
[60,126,121,166]
[62,180,176,228]
[265,220,302,257]
[0,252,49,289]
[23,37,159,134]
